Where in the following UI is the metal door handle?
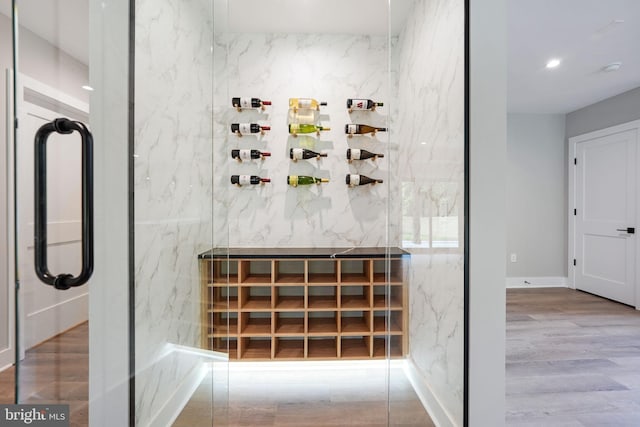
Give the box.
[34,118,94,290]
[616,227,635,234]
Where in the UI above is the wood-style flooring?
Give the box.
[507,288,640,426]
[0,322,88,427]
[4,289,638,427]
[173,361,435,427]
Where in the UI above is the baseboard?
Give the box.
[25,292,89,349]
[147,361,208,427]
[506,276,568,288]
[404,359,457,427]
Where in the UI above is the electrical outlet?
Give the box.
[510,253,517,263]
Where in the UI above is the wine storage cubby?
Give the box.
[200,247,409,361]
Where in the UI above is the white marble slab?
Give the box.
[396,0,465,424]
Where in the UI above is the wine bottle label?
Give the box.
[290,124,300,133]
[349,174,361,186]
[350,99,368,110]
[288,176,298,186]
[239,175,251,185]
[239,123,252,134]
[239,150,252,161]
[346,124,358,134]
[292,148,304,160]
[351,149,362,160]
[239,97,252,108]
[297,99,312,109]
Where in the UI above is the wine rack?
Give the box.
[199,248,409,361]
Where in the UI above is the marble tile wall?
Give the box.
[131,0,464,424]
[134,0,213,425]
[213,32,400,248]
[395,0,465,424]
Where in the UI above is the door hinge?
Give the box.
[574,158,577,165]
[574,209,577,216]
[573,259,577,266]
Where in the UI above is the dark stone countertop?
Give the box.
[198,247,409,260]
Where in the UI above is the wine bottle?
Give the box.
[231,175,271,186]
[289,98,327,112]
[231,97,272,111]
[230,123,271,136]
[346,148,384,162]
[287,175,329,187]
[347,98,383,112]
[346,174,383,187]
[231,149,271,162]
[289,123,331,136]
[345,124,387,137]
[289,148,328,161]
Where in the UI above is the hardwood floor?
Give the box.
[507,288,640,426]
[5,289,636,426]
[0,322,88,427]
[173,361,435,427]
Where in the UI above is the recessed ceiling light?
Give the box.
[602,62,622,72]
[546,59,561,69]
[82,85,94,91]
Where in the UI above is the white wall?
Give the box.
[469,0,507,425]
[507,114,566,280]
[88,0,130,424]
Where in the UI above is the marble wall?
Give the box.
[396,0,465,424]
[131,0,464,424]
[212,33,400,248]
[134,0,213,425]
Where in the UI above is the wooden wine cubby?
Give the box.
[200,248,409,361]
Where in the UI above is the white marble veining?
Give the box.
[213,32,399,248]
[396,0,465,424]
[134,0,213,425]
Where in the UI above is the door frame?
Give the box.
[1,71,15,371]
[568,119,640,309]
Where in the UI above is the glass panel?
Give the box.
[9,0,91,424]
[390,0,466,425]
[204,0,402,425]
[133,0,221,426]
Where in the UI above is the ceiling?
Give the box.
[0,0,89,65]
[215,0,414,35]
[508,0,640,114]
[2,1,638,115]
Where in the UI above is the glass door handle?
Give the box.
[34,118,94,290]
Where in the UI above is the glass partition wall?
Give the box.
[6,0,465,426]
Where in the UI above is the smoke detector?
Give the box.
[602,62,622,72]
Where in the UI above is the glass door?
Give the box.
[8,0,92,424]
[7,0,224,426]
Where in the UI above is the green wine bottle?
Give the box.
[287,175,329,187]
[289,123,331,136]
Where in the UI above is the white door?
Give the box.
[575,128,637,306]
